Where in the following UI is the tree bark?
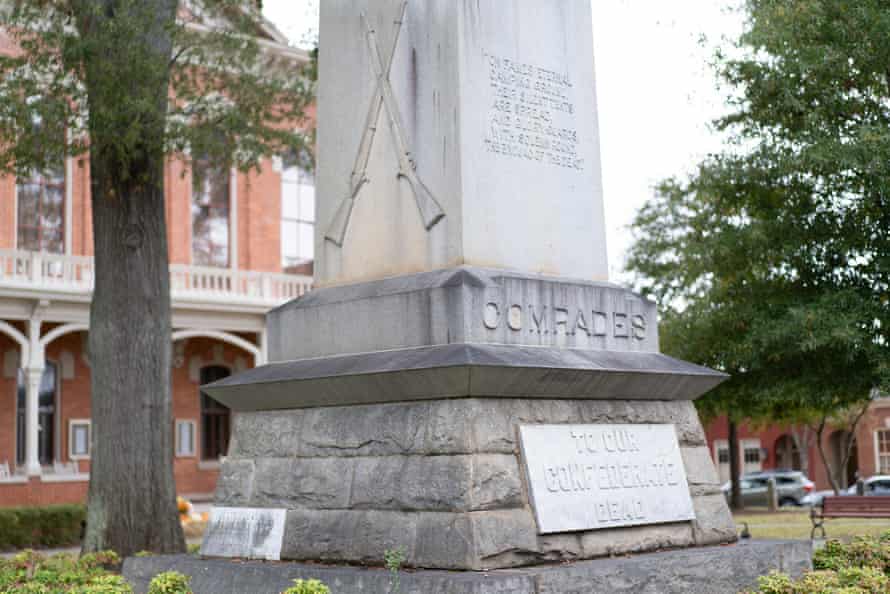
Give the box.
[789,424,813,477]
[76,0,184,556]
[813,417,841,495]
[728,418,743,510]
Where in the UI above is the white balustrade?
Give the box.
[0,249,311,307]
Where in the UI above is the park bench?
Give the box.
[811,495,890,539]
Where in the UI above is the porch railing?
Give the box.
[0,249,312,308]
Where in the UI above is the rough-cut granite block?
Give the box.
[214,459,254,507]
[209,397,735,570]
[251,458,353,509]
[692,493,738,545]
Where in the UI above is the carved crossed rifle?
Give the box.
[325,2,446,247]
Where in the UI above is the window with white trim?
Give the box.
[16,105,66,254]
[876,429,890,474]
[281,153,315,273]
[175,420,197,458]
[191,154,231,267]
[68,419,91,460]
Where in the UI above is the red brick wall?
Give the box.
[0,479,88,507]
[0,174,14,249]
[0,154,287,271]
[0,335,259,506]
[706,406,890,491]
[0,334,17,469]
[239,161,283,273]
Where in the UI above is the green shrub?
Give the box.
[0,550,131,593]
[147,571,192,594]
[0,504,86,550]
[280,578,330,594]
[814,533,890,574]
[747,531,890,593]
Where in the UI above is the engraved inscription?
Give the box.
[201,507,287,561]
[484,302,648,341]
[483,53,584,171]
[520,425,695,534]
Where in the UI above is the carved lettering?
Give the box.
[530,305,548,334]
[481,303,648,342]
[553,307,569,336]
[483,302,500,330]
[592,311,608,337]
[632,314,647,340]
[483,53,584,171]
[613,312,629,338]
[508,304,523,331]
[520,424,694,533]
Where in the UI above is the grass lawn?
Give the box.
[733,508,890,540]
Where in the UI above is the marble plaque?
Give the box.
[519,424,695,534]
[201,507,286,561]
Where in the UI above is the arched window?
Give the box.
[199,366,231,460]
[15,362,59,466]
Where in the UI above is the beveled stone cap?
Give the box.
[203,343,727,412]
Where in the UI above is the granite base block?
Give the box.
[204,398,737,570]
[124,540,812,594]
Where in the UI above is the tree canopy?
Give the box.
[1,0,314,180]
[627,0,889,428]
[0,0,314,554]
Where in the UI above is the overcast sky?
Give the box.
[263,0,744,282]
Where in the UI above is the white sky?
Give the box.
[263,0,744,282]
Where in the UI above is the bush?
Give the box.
[746,531,890,593]
[0,504,86,550]
[0,549,130,593]
[281,578,331,594]
[147,571,192,594]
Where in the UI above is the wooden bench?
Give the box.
[811,495,890,539]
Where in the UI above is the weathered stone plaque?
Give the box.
[201,507,286,561]
[519,424,695,534]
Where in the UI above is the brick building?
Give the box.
[705,394,890,491]
[0,19,315,506]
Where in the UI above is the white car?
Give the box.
[803,475,890,506]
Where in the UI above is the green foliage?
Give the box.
[0,550,130,593]
[280,578,330,594]
[814,533,890,574]
[627,0,889,427]
[186,543,201,555]
[0,505,86,551]
[747,532,890,593]
[0,0,315,182]
[147,571,192,594]
[384,547,406,594]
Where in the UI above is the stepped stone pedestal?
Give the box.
[182,1,812,591]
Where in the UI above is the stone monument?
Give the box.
[124,1,811,591]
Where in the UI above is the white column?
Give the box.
[258,330,268,366]
[230,168,239,271]
[65,157,74,256]
[25,319,44,477]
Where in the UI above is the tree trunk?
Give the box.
[813,418,841,495]
[728,418,743,510]
[789,425,813,477]
[77,0,184,556]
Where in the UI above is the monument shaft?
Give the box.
[316,0,609,286]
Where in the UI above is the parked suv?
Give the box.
[722,470,815,507]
